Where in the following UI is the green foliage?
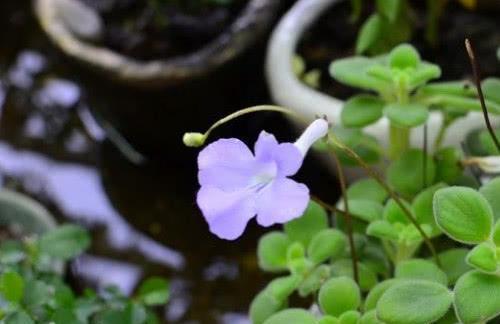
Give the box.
[0,225,168,324]
[433,186,494,244]
[258,232,291,272]
[318,277,361,317]
[394,259,448,285]
[284,201,328,247]
[376,280,452,324]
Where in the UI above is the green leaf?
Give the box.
[436,248,472,284]
[124,302,147,324]
[482,77,500,104]
[331,259,377,291]
[0,271,24,303]
[23,280,51,308]
[479,177,500,220]
[249,290,286,324]
[364,279,400,311]
[360,310,384,324]
[268,275,301,302]
[51,309,82,324]
[433,187,494,244]
[339,310,361,324]
[478,128,500,155]
[454,271,500,324]
[376,0,401,21]
[284,201,328,247]
[330,56,388,92]
[5,311,34,324]
[318,277,361,316]
[366,220,398,241]
[387,149,436,197]
[137,277,169,306]
[307,229,346,265]
[356,14,383,54]
[395,259,448,286]
[384,103,429,128]
[412,183,447,235]
[383,198,413,225]
[377,280,452,324]
[466,242,498,273]
[263,309,316,324]
[347,178,388,203]
[389,44,420,69]
[257,232,291,272]
[493,220,500,246]
[346,200,384,222]
[341,95,384,128]
[39,224,91,260]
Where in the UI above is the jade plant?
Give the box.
[0,224,169,323]
[329,43,500,160]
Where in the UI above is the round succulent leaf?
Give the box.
[339,310,361,324]
[284,201,328,247]
[479,177,500,221]
[479,128,500,155]
[331,259,377,291]
[318,277,361,317]
[364,279,400,311]
[466,242,498,273]
[263,309,317,324]
[268,275,301,302]
[384,103,429,128]
[346,178,388,203]
[346,199,384,223]
[332,128,382,166]
[435,248,472,284]
[408,63,441,89]
[377,280,452,324]
[341,95,384,128]
[286,242,311,275]
[387,149,436,197]
[366,220,399,241]
[257,232,291,272]
[433,186,494,244]
[493,220,500,246]
[308,229,347,265]
[395,259,448,286]
[389,44,420,69]
[454,270,500,324]
[412,183,447,236]
[249,290,286,324]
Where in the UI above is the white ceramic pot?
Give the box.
[266,0,500,152]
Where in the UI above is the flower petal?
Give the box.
[198,138,256,190]
[197,186,256,240]
[255,131,303,177]
[255,178,310,227]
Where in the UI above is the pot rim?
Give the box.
[0,189,57,235]
[34,0,280,87]
[265,0,500,150]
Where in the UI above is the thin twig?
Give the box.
[465,39,500,153]
[423,123,428,189]
[327,134,441,266]
[311,196,344,215]
[329,149,359,284]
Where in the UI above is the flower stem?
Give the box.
[329,150,359,285]
[327,134,441,267]
[389,124,410,160]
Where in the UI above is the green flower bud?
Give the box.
[183,132,206,147]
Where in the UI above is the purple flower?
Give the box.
[196,119,329,240]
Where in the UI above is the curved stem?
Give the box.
[327,134,441,267]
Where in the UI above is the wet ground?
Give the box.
[0,1,338,323]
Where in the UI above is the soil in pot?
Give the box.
[81,0,249,60]
[297,1,500,101]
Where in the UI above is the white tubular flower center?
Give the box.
[294,119,329,156]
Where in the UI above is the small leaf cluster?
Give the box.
[331,44,500,132]
[0,225,169,324]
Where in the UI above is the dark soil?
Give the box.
[81,0,248,61]
[297,1,500,100]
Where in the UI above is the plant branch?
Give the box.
[465,39,500,153]
[327,134,441,266]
